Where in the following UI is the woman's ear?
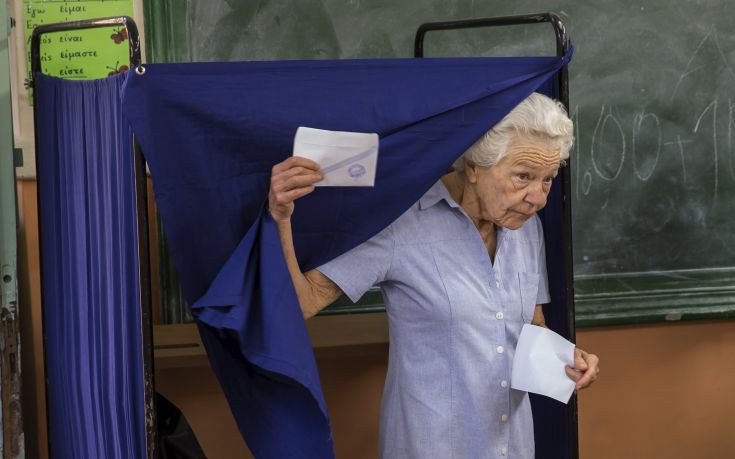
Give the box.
[464,159,479,184]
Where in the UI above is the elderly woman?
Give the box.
[269,92,600,458]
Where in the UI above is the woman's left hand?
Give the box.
[565,348,600,390]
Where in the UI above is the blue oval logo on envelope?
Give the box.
[348,164,367,179]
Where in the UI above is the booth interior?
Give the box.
[2,1,735,458]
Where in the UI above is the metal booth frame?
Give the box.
[414,12,578,459]
[29,16,157,459]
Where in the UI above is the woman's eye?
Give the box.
[543,176,554,183]
[517,173,530,181]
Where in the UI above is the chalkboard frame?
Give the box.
[574,270,735,327]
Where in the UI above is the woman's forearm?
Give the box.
[269,156,340,317]
[274,218,341,318]
[275,218,318,316]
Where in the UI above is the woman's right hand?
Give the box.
[268,157,323,222]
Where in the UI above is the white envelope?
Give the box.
[292,126,379,187]
[511,324,576,404]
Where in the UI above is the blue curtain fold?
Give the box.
[36,72,146,459]
[121,49,573,458]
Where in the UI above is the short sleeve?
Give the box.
[316,225,394,303]
[535,218,551,305]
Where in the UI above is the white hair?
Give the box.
[454,92,574,170]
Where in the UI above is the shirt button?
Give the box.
[495,280,501,288]
[496,346,504,354]
[501,414,509,422]
[501,380,508,388]
[495,311,504,320]
[501,447,508,456]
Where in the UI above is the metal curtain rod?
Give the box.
[413,12,569,111]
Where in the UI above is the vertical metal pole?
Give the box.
[0,1,23,457]
[548,14,580,459]
[29,22,52,459]
[125,19,157,459]
[133,139,157,459]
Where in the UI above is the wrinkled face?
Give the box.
[466,137,561,230]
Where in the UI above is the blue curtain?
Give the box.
[122,49,573,458]
[36,73,146,459]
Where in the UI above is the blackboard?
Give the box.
[144,0,735,326]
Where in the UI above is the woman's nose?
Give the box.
[524,183,548,207]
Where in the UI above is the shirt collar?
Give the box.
[419,180,461,210]
[418,180,509,235]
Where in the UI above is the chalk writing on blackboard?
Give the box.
[574,96,733,204]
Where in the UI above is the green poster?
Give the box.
[23,0,135,98]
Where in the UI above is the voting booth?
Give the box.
[32,13,577,459]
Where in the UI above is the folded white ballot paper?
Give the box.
[292,126,379,187]
[511,324,577,404]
